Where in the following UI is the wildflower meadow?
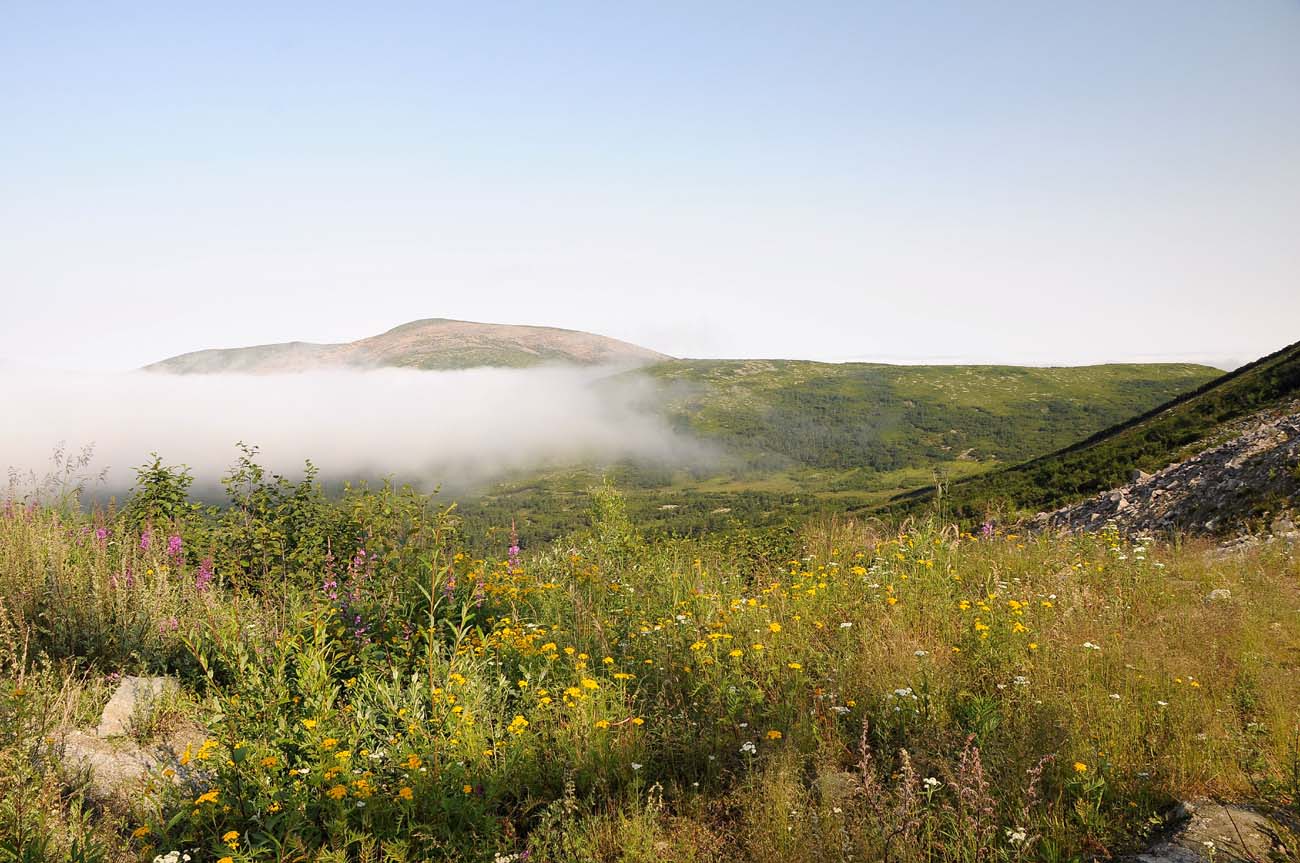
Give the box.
[1,454,1297,862]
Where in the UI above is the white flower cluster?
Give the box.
[153,852,196,863]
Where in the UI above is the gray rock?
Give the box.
[59,675,204,807]
[1133,798,1286,863]
[96,675,175,738]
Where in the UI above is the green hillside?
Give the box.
[641,359,1218,481]
[886,339,1300,522]
[455,360,1220,543]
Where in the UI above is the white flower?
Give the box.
[1157,700,1169,707]
[631,762,642,771]
[740,741,757,755]
[923,777,941,790]
[892,687,914,699]
[914,649,928,657]
[1006,828,1028,846]
[1013,675,1029,686]
[831,705,850,715]
[1082,641,1101,651]
[840,622,853,629]
[1109,693,1121,701]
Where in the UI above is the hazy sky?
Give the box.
[2,1,1297,371]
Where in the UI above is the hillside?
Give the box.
[145,318,671,373]
[640,359,1218,483]
[454,360,1220,543]
[1033,399,1299,534]
[886,338,1300,524]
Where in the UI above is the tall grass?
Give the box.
[0,480,1297,862]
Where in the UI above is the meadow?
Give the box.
[1,455,1298,862]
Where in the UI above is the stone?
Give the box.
[1133,798,1286,863]
[59,675,204,807]
[96,675,176,738]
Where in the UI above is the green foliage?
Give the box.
[121,454,203,530]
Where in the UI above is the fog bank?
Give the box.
[0,366,705,494]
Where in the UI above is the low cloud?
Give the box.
[1,366,707,496]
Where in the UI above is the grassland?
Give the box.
[2,463,1297,862]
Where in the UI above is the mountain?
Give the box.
[145,318,670,373]
[886,338,1300,525]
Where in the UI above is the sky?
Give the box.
[2,1,1297,371]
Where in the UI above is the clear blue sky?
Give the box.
[2,1,1297,369]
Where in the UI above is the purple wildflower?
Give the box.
[167,534,183,559]
[508,520,522,574]
[195,557,214,593]
[139,528,152,551]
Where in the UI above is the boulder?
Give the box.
[60,676,205,806]
[96,675,175,738]
[1134,798,1288,863]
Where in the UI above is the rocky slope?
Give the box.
[1034,400,1300,535]
[146,318,670,373]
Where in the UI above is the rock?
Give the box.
[1272,516,1295,535]
[59,675,204,807]
[1206,588,1232,602]
[1132,469,1152,483]
[96,676,176,738]
[1133,798,1287,862]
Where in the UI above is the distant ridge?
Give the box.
[145,318,671,373]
